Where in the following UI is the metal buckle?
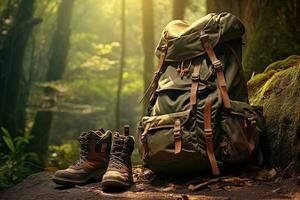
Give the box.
[204,129,213,138]
[199,31,209,40]
[191,73,200,81]
[173,131,181,140]
[212,60,223,70]
[173,119,182,140]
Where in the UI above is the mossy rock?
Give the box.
[247,55,300,170]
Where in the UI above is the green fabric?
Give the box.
[138,13,264,176]
[156,12,245,61]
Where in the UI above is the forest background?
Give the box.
[0,0,299,189]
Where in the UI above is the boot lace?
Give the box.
[73,133,89,166]
[109,135,129,169]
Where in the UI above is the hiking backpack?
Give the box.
[138,12,265,176]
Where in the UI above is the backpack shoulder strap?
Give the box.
[200,31,231,108]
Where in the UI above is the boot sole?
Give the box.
[52,170,105,186]
[52,177,92,186]
[52,178,88,186]
[101,179,131,189]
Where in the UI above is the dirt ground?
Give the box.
[1,166,299,200]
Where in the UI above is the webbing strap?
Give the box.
[204,96,220,175]
[200,31,231,108]
[190,64,201,105]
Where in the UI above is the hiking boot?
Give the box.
[52,129,112,185]
[101,132,135,189]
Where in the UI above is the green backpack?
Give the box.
[138,12,264,176]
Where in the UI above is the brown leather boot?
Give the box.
[52,129,112,185]
[101,130,135,189]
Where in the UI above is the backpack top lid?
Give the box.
[155,12,245,61]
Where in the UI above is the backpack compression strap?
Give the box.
[199,31,231,109]
[190,64,202,105]
[204,96,220,175]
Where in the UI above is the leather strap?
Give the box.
[173,119,182,154]
[200,31,231,109]
[190,64,201,105]
[204,96,220,175]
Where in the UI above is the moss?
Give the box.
[247,56,300,170]
[265,55,300,72]
[247,70,275,98]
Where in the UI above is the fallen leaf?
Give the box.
[161,184,176,192]
[255,168,277,181]
[188,177,222,191]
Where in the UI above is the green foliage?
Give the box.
[131,148,142,166]
[47,141,80,169]
[0,128,38,189]
[21,0,208,165]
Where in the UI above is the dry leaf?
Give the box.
[188,177,222,191]
[161,184,176,192]
[255,168,277,181]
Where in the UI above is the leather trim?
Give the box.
[204,96,220,175]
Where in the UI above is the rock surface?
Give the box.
[2,56,300,200]
[248,55,300,170]
[1,170,299,200]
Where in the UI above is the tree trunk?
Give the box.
[0,0,40,137]
[172,0,187,20]
[206,0,261,43]
[243,0,300,79]
[115,0,126,130]
[141,0,154,113]
[30,0,74,166]
[206,0,245,18]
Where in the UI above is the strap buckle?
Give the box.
[173,131,181,140]
[204,128,213,138]
[212,60,223,70]
[199,31,209,40]
[173,119,182,140]
[191,73,200,81]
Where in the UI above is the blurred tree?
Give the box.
[206,0,300,79]
[172,0,188,20]
[141,0,154,112]
[243,0,300,79]
[115,0,126,130]
[0,0,41,138]
[30,0,74,166]
[206,0,245,18]
[206,0,260,42]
